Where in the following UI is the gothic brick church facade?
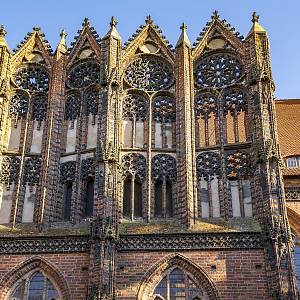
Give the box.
[0,11,299,299]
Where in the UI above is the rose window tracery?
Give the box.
[65,94,81,121]
[67,61,101,89]
[124,55,174,91]
[122,153,146,180]
[223,88,248,114]
[194,53,243,88]
[152,96,176,122]
[226,151,250,178]
[152,154,176,182]
[122,94,147,121]
[194,92,218,118]
[9,93,29,120]
[15,66,49,92]
[196,151,221,180]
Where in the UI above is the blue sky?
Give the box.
[1,0,299,99]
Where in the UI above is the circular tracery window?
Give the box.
[194,53,243,88]
[124,55,174,91]
[15,66,49,92]
[67,61,100,89]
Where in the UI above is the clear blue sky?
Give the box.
[1,0,299,99]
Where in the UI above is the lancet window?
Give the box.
[0,156,21,224]
[152,154,176,218]
[60,161,76,221]
[64,60,101,153]
[226,151,252,217]
[122,153,146,220]
[8,65,49,153]
[153,267,209,300]
[223,88,248,143]
[9,271,60,300]
[196,151,221,218]
[81,157,95,218]
[152,95,176,149]
[194,92,218,147]
[122,93,147,148]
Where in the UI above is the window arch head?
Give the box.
[285,156,300,168]
[152,95,176,123]
[122,92,147,121]
[9,270,61,300]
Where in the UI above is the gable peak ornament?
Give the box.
[212,10,220,20]
[145,15,154,25]
[252,12,260,23]
[0,25,7,38]
[110,16,118,28]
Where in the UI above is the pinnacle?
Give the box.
[83,17,90,27]
[60,29,67,39]
[176,22,191,48]
[0,25,7,37]
[252,12,260,23]
[145,15,154,25]
[33,26,41,32]
[110,16,118,28]
[212,10,220,20]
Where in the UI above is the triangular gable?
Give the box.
[67,18,101,66]
[11,28,52,69]
[192,12,245,60]
[122,16,174,66]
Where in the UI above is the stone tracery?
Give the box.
[23,157,42,186]
[124,55,173,91]
[196,151,221,180]
[67,61,101,89]
[122,153,146,180]
[15,66,49,92]
[152,154,176,182]
[226,151,250,178]
[152,96,176,122]
[0,156,21,185]
[194,53,243,88]
[122,93,147,121]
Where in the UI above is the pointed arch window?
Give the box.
[152,154,176,218]
[153,268,209,300]
[9,271,60,300]
[122,153,146,220]
[152,95,176,149]
[122,93,147,148]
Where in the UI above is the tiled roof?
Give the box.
[282,167,300,176]
[275,99,300,158]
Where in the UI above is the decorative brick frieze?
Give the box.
[0,236,90,254]
[117,232,262,251]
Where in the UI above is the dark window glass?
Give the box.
[10,271,59,300]
[166,180,173,217]
[154,180,163,217]
[123,178,131,217]
[63,181,72,220]
[134,180,143,218]
[84,178,94,217]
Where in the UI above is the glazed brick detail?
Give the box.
[0,253,89,300]
[116,250,268,300]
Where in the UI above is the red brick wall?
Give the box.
[116,250,268,300]
[0,253,89,300]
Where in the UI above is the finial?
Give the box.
[180,22,187,31]
[83,17,90,26]
[60,29,67,39]
[146,15,154,25]
[252,12,260,23]
[0,25,7,37]
[212,10,220,20]
[33,26,41,32]
[110,16,118,28]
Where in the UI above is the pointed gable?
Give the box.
[192,11,246,60]
[122,15,174,66]
[67,18,101,66]
[11,27,52,69]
